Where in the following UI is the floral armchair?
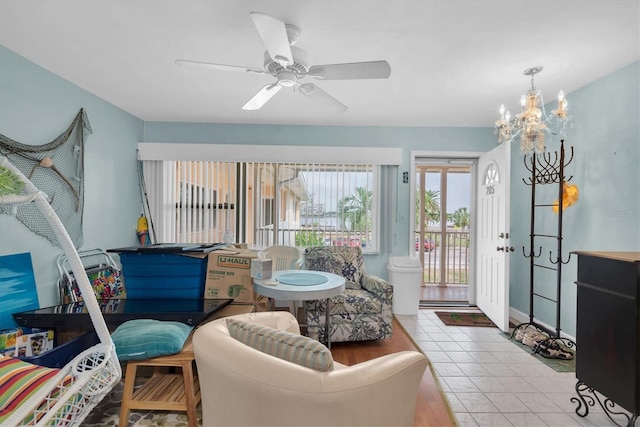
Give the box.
[303,246,393,343]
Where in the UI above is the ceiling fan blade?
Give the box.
[175,59,265,74]
[250,12,293,65]
[242,83,282,110]
[298,83,347,113]
[306,60,391,80]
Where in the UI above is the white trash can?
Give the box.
[387,257,423,315]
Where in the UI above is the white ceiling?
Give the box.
[0,1,638,128]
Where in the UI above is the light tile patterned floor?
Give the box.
[396,309,634,427]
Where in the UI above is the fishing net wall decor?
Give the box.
[0,109,91,248]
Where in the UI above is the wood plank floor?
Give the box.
[420,284,469,303]
[330,318,454,427]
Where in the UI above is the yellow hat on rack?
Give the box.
[552,182,579,213]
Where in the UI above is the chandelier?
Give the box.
[495,66,568,153]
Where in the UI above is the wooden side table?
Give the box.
[118,302,256,427]
[119,337,199,427]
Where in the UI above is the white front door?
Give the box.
[475,142,511,332]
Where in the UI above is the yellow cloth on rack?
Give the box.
[552,182,579,213]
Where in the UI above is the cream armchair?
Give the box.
[193,311,428,427]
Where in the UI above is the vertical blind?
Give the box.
[141,159,378,251]
[175,161,237,244]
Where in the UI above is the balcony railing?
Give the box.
[254,227,470,285]
[417,230,470,285]
[254,226,373,251]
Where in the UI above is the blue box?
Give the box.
[20,331,99,369]
[119,252,208,299]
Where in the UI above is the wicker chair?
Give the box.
[0,156,120,427]
[303,246,393,343]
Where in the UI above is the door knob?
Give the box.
[497,246,515,252]
[497,246,504,251]
[498,233,510,239]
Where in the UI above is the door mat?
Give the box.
[502,333,576,372]
[435,311,496,327]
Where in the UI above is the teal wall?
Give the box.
[0,45,144,308]
[143,122,496,277]
[508,61,640,335]
[1,42,638,339]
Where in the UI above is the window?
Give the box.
[138,143,401,253]
[251,162,377,250]
[174,161,233,243]
[141,160,380,252]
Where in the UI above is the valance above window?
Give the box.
[137,143,402,166]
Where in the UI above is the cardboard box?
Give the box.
[204,249,260,303]
[1,327,54,357]
[250,258,272,280]
[0,328,20,356]
[16,328,54,357]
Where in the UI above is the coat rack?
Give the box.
[512,139,576,352]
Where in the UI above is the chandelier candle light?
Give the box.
[495,66,569,153]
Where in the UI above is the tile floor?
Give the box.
[396,308,634,427]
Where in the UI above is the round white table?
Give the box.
[253,270,345,348]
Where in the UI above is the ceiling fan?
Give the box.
[175,12,391,112]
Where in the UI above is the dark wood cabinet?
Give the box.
[574,251,640,417]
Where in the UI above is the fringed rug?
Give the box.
[82,381,202,427]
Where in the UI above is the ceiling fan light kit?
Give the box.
[175,11,391,112]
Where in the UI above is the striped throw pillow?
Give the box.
[226,319,334,372]
[0,356,73,425]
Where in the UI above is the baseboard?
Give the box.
[509,307,577,346]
